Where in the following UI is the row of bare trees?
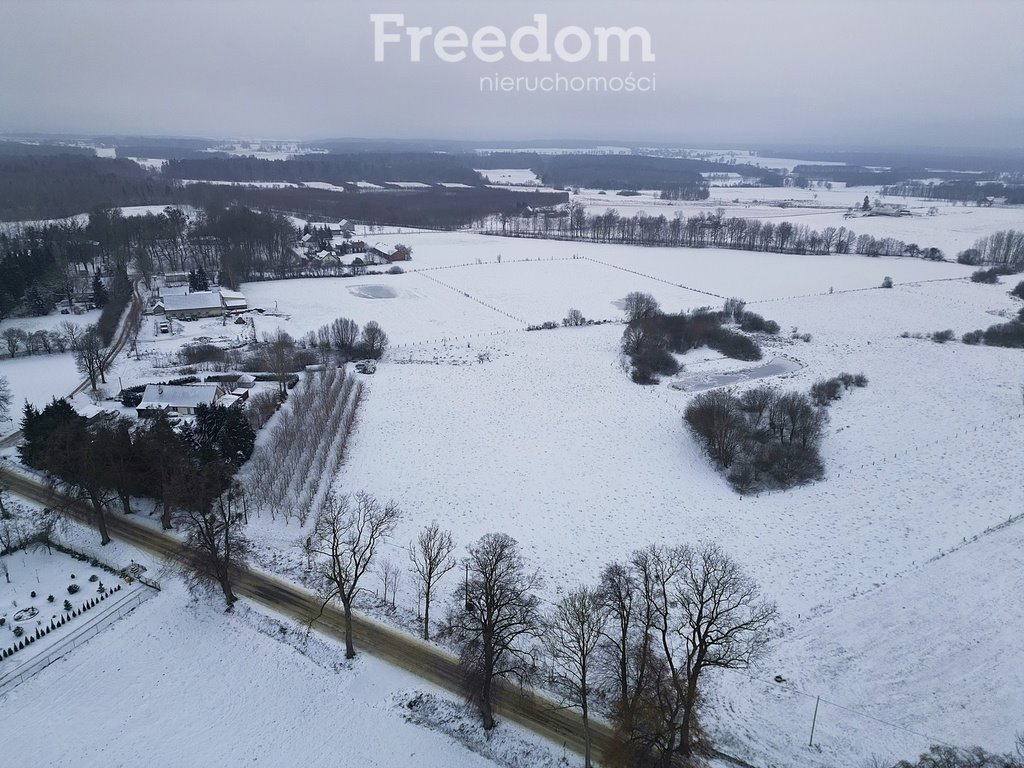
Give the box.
[297,498,775,767]
[482,206,945,261]
[245,367,363,523]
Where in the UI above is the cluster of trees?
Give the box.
[0,231,64,321]
[246,367,363,523]
[958,230,1024,268]
[298,316,390,362]
[483,206,945,262]
[621,294,772,384]
[20,399,254,605]
[685,374,866,493]
[0,154,168,220]
[893,740,1024,768]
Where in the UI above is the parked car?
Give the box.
[355,359,377,374]
[158,321,170,334]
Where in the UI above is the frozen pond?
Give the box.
[347,284,397,299]
[670,356,803,392]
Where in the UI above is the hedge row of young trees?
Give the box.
[246,367,363,523]
[685,374,866,493]
[958,230,1024,267]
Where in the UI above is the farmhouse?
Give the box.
[136,383,225,417]
[151,289,248,318]
[368,243,410,262]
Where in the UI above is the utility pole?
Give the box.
[809,696,820,747]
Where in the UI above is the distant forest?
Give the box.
[183,184,568,230]
[791,164,1000,187]
[163,153,485,186]
[0,154,181,220]
[0,153,565,226]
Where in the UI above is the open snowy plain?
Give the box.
[2,197,1021,767]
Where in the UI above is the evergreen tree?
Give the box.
[19,399,83,468]
[187,269,198,292]
[189,403,255,467]
[195,266,210,291]
[862,195,870,212]
[91,273,108,307]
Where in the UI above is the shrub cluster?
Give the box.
[809,372,868,406]
[622,299,776,384]
[685,374,867,493]
[961,310,1024,349]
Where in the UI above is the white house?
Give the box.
[136,384,225,417]
[151,289,248,319]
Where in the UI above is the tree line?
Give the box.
[482,205,947,260]
[300,497,776,767]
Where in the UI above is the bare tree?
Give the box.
[634,543,777,760]
[59,320,83,352]
[0,375,11,423]
[623,291,660,322]
[75,326,107,390]
[375,557,401,609]
[2,327,26,357]
[409,522,457,640]
[329,317,360,355]
[563,307,586,327]
[175,463,249,609]
[359,321,389,359]
[450,533,542,730]
[263,329,295,396]
[545,586,608,768]
[309,491,401,658]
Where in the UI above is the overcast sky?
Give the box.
[1,0,1022,148]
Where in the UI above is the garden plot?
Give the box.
[0,546,129,667]
[0,354,83,426]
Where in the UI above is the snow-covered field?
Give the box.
[4,207,1021,766]
[325,250,1022,765]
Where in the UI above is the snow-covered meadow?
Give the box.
[137,221,1023,765]
[3,207,1020,766]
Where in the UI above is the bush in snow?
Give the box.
[932,329,955,343]
[67,583,80,594]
